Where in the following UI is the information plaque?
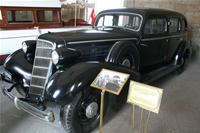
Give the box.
[127,81,163,114]
[91,68,130,95]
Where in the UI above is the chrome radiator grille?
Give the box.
[29,39,54,96]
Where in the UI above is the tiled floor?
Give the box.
[0,59,200,133]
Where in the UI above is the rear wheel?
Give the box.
[60,89,109,133]
[176,52,188,74]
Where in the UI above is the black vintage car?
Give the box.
[1,8,192,133]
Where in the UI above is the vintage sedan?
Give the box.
[1,8,192,133]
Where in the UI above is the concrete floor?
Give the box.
[0,59,200,133]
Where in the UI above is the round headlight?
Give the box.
[22,42,27,53]
[51,51,59,65]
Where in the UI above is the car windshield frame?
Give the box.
[94,12,143,32]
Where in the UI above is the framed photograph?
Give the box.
[91,68,130,95]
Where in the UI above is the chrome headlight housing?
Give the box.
[51,48,80,66]
[51,50,59,65]
[22,42,28,53]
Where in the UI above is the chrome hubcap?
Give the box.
[85,102,98,119]
[122,59,131,67]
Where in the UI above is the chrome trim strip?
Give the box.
[35,56,51,59]
[32,75,46,79]
[141,34,186,41]
[31,84,44,88]
[68,38,137,44]
[37,47,53,49]
[33,66,49,69]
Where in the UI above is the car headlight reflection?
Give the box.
[22,42,28,53]
[51,51,59,65]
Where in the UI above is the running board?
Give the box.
[141,64,180,84]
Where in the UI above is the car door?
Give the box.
[167,17,183,61]
[139,16,168,69]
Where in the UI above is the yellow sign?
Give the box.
[127,81,163,114]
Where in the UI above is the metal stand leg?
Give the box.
[139,109,144,133]
[99,90,105,133]
[144,111,151,133]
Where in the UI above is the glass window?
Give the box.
[95,13,142,31]
[118,15,141,30]
[0,9,2,20]
[169,18,179,33]
[181,19,187,32]
[144,18,167,34]
[37,10,59,23]
[96,15,114,27]
[6,10,33,23]
[104,15,114,26]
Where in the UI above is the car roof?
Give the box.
[98,8,186,19]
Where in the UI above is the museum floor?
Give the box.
[0,59,200,133]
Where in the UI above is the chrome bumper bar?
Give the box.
[0,75,55,122]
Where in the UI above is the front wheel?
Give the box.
[60,89,109,133]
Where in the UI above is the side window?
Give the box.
[6,10,33,23]
[96,15,114,27]
[169,18,179,33]
[118,15,129,26]
[181,19,187,32]
[104,16,114,26]
[144,18,167,34]
[118,15,141,30]
[37,10,59,23]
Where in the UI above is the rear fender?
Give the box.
[175,41,192,65]
[45,62,140,105]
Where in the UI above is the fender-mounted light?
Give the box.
[22,42,28,53]
[51,48,80,66]
[51,50,59,65]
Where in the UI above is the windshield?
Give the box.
[94,13,143,31]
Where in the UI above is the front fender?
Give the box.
[4,49,32,86]
[45,62,140,105]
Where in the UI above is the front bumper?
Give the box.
[0,74,55,122]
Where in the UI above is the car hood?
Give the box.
[38,27,140,47]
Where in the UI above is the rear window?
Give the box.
[144,18,167,34]
[37,10,59,23]
[6,10,33,23]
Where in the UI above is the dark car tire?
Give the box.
[60,89,109,133]
[176,52,188,74]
